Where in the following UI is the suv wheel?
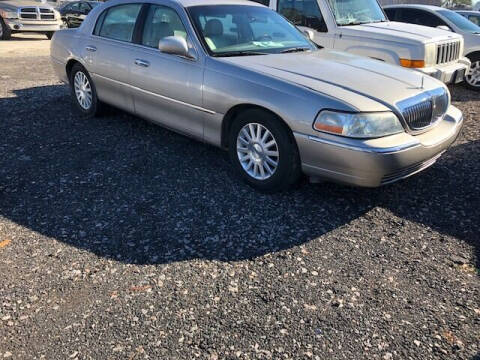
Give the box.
[0,17,12,40]
[465,54,480,91]
[228,109,301,193]
[70,63,101,117]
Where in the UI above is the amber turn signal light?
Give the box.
[399,59,425,68]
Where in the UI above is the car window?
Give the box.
[438,9,480,32]
[70,2,80,11]
[141,5,187,48]
[277,0,327,32]
[384,8,397,21]
[398,8,447,28]
[469,14,480,25]
[188,5,315,55]
[79,2,90,13]
[249,0,270,5]
[327,0,387,26]
[97,4,142,42]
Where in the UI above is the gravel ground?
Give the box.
[0,48,479,360]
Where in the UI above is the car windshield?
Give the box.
[327,0,387,25]
[439,9,480,33]
[187,5,315,56]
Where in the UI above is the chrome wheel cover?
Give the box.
[466,60,480,88]
[74,71,93,110]
[236,123,279,180]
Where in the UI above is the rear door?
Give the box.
[84,3,143,112]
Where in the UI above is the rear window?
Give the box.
[95,4,142,42]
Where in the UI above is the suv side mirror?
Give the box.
[159,36,193,58]
[436,25,452,32]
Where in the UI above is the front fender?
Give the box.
[342,45,400,64]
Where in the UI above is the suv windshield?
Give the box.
[188,5,315,56]
[439,9,480,33]
[327,0,387,25]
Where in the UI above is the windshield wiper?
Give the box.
[212,51,268,57]
[280,47,310,53]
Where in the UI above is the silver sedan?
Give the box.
[50,0,463,192]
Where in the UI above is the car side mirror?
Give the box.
[159,36,193,59]
[436,25,452,32]
[303,29,314,40]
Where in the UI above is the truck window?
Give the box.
[327,0,387,25]
[277,0,328,32]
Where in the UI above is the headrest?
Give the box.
[204,19,223,37]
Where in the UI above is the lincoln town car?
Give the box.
[50,0,463,192]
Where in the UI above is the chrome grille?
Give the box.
[400,89,449,131]
[436,41,461,65]
[403,100,433,130]
[19,7,56,21]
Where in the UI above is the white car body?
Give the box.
[385,4,480,89]
[258,0,470,85]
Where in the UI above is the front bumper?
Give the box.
[418,57,471,84]
[5,19,62,32]
[294,105,463,187]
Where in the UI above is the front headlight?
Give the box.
[313,111,404,138]
[0,10,18,19]
[54,10,61,20]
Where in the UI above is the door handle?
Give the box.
[134,59,150,67]
[85,45,96,52]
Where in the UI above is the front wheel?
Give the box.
[228,109,301,193]
[0,17,12,40]
[465,54,480,91]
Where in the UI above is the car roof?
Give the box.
[173,0,262,7]
[455,10,480,14]
[384,4,445,11]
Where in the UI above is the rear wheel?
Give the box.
[228,109,301,193]
[45,31,54,40]
[465,54,480,91]
[69,63,101,118]
[0,17,12,40]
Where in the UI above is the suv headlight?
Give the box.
[313,111,404,138]
[0,10,18,19]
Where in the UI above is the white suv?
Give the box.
[385,5,480,91]
[252,0,470,86]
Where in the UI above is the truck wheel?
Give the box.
[465,54,480,91]
[228,109,301,193]
[0,17,12,40]
[45,31,54,40]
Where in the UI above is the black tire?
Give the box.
[228,109,301,193]
[465,54,480,91]
[69,63,102,118]
[0,17,12,40]
[45,31,54,40]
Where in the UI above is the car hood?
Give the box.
[341,21,462,44]
[220,49,444,112]
[0,0,55,9]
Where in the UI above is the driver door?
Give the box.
[128,4,204,139]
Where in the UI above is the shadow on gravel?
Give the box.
[0,85,478,269]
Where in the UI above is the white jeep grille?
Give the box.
[436,41,461,65]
